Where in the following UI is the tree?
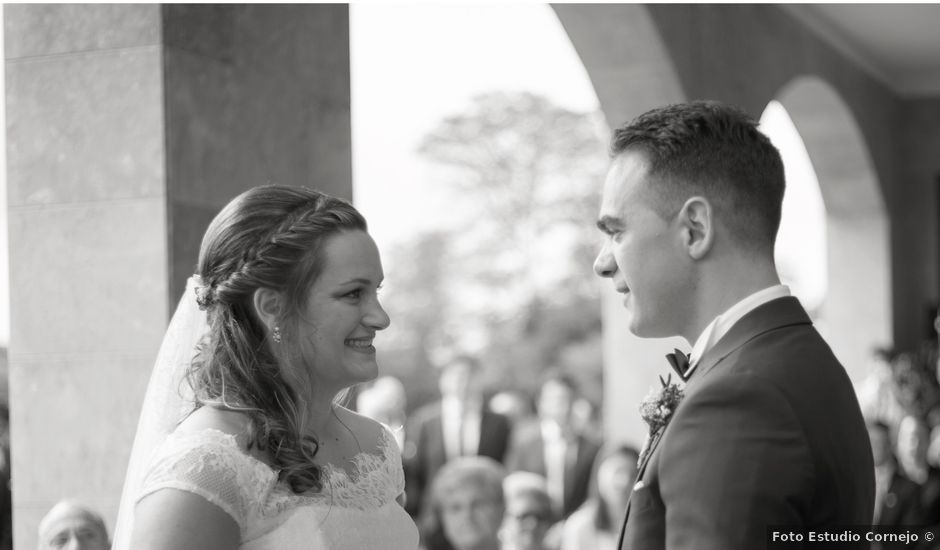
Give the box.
[417,91,608,331]
[380,91,610,411]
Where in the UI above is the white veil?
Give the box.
[112,276,208,549]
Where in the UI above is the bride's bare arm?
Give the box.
[131,488,240,550]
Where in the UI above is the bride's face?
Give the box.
[294,230,389,391]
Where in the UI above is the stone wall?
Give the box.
[4,6,351,549]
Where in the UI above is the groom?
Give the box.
[594,101,874,549]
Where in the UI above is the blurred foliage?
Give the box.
[375,91,610,413]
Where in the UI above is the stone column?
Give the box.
[4,6,351,549]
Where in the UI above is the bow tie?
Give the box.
[665,349,693,382]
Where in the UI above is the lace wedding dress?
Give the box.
[138,425,419,549]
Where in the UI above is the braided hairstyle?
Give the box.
[187,184,367,494]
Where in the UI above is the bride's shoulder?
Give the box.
[333,406,393,455]
[177,406,249,435]
[173,406,273,465]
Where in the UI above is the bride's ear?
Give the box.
[252,287,283,331]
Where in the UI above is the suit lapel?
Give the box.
[476,409,491,456]
[616,297,811,549]
[635,427,665,483]
[534,431,548,475]
[563,435,589,504]
[687,297,811,392]
[430,406,447,464]
[617,423,666,548]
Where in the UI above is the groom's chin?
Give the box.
[627,318,650,338]
[628,316,669,339]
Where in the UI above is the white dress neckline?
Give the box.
[141,423,419,548]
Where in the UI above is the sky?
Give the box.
[0,3,828,348]
[350,3,601,251]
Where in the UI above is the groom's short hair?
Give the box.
[611,100,785,251]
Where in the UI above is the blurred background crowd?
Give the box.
[353,357,634,550]
[857,323,940,538]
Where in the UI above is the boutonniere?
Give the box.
[637,374,685,466]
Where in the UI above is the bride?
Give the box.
[112,185,419,549]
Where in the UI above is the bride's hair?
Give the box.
[187,184,367,494]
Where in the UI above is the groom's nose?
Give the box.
[593,243,616,278]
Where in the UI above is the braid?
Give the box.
[188,185,367,494]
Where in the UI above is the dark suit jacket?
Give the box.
[919,468,940,526]
[402,401,512,518]
[876,470,927,549]
[877,469,922,524]
[619,297,875,550]
[506,420,601,518]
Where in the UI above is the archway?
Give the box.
[760,101,828,320]
[776,75,891,382]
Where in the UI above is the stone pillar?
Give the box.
[4,5,351,549]
[162,5,352,301]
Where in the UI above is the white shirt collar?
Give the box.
[686,285,791,377]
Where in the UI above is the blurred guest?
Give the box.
[489,391,536,429]
[404,355,512,520]
[38,500,109,550]
[869,421,921,528]
[569,397,603,443]
[0,404,9,550]
[506,373,600,518]
[928,423,940,470]
[500,472,558,550]
[897,415,940,527]
[357,375,408,449]
[892,349,940,421]
[898,415,931,484]
[560,444,639,550]
[428,456,506,550]
[857,347,906,430]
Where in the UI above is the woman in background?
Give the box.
[559,444,638,550]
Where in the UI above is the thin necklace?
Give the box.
[330,406,363,457]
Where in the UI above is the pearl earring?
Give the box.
[272,325,283,344]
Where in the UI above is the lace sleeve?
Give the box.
[381,424,406,498]
[137,429,274,535]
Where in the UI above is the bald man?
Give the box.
[38,500,109,550]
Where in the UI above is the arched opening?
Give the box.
[775,75,891,382]
[759,101,828,317]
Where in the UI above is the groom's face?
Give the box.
[594,150,690,338]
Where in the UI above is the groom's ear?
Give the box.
[678,196,714,260]
[252,287,284,330]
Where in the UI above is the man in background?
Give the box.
[404,354,512,548]
[506,373,600,519]
[38,500,109,550]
